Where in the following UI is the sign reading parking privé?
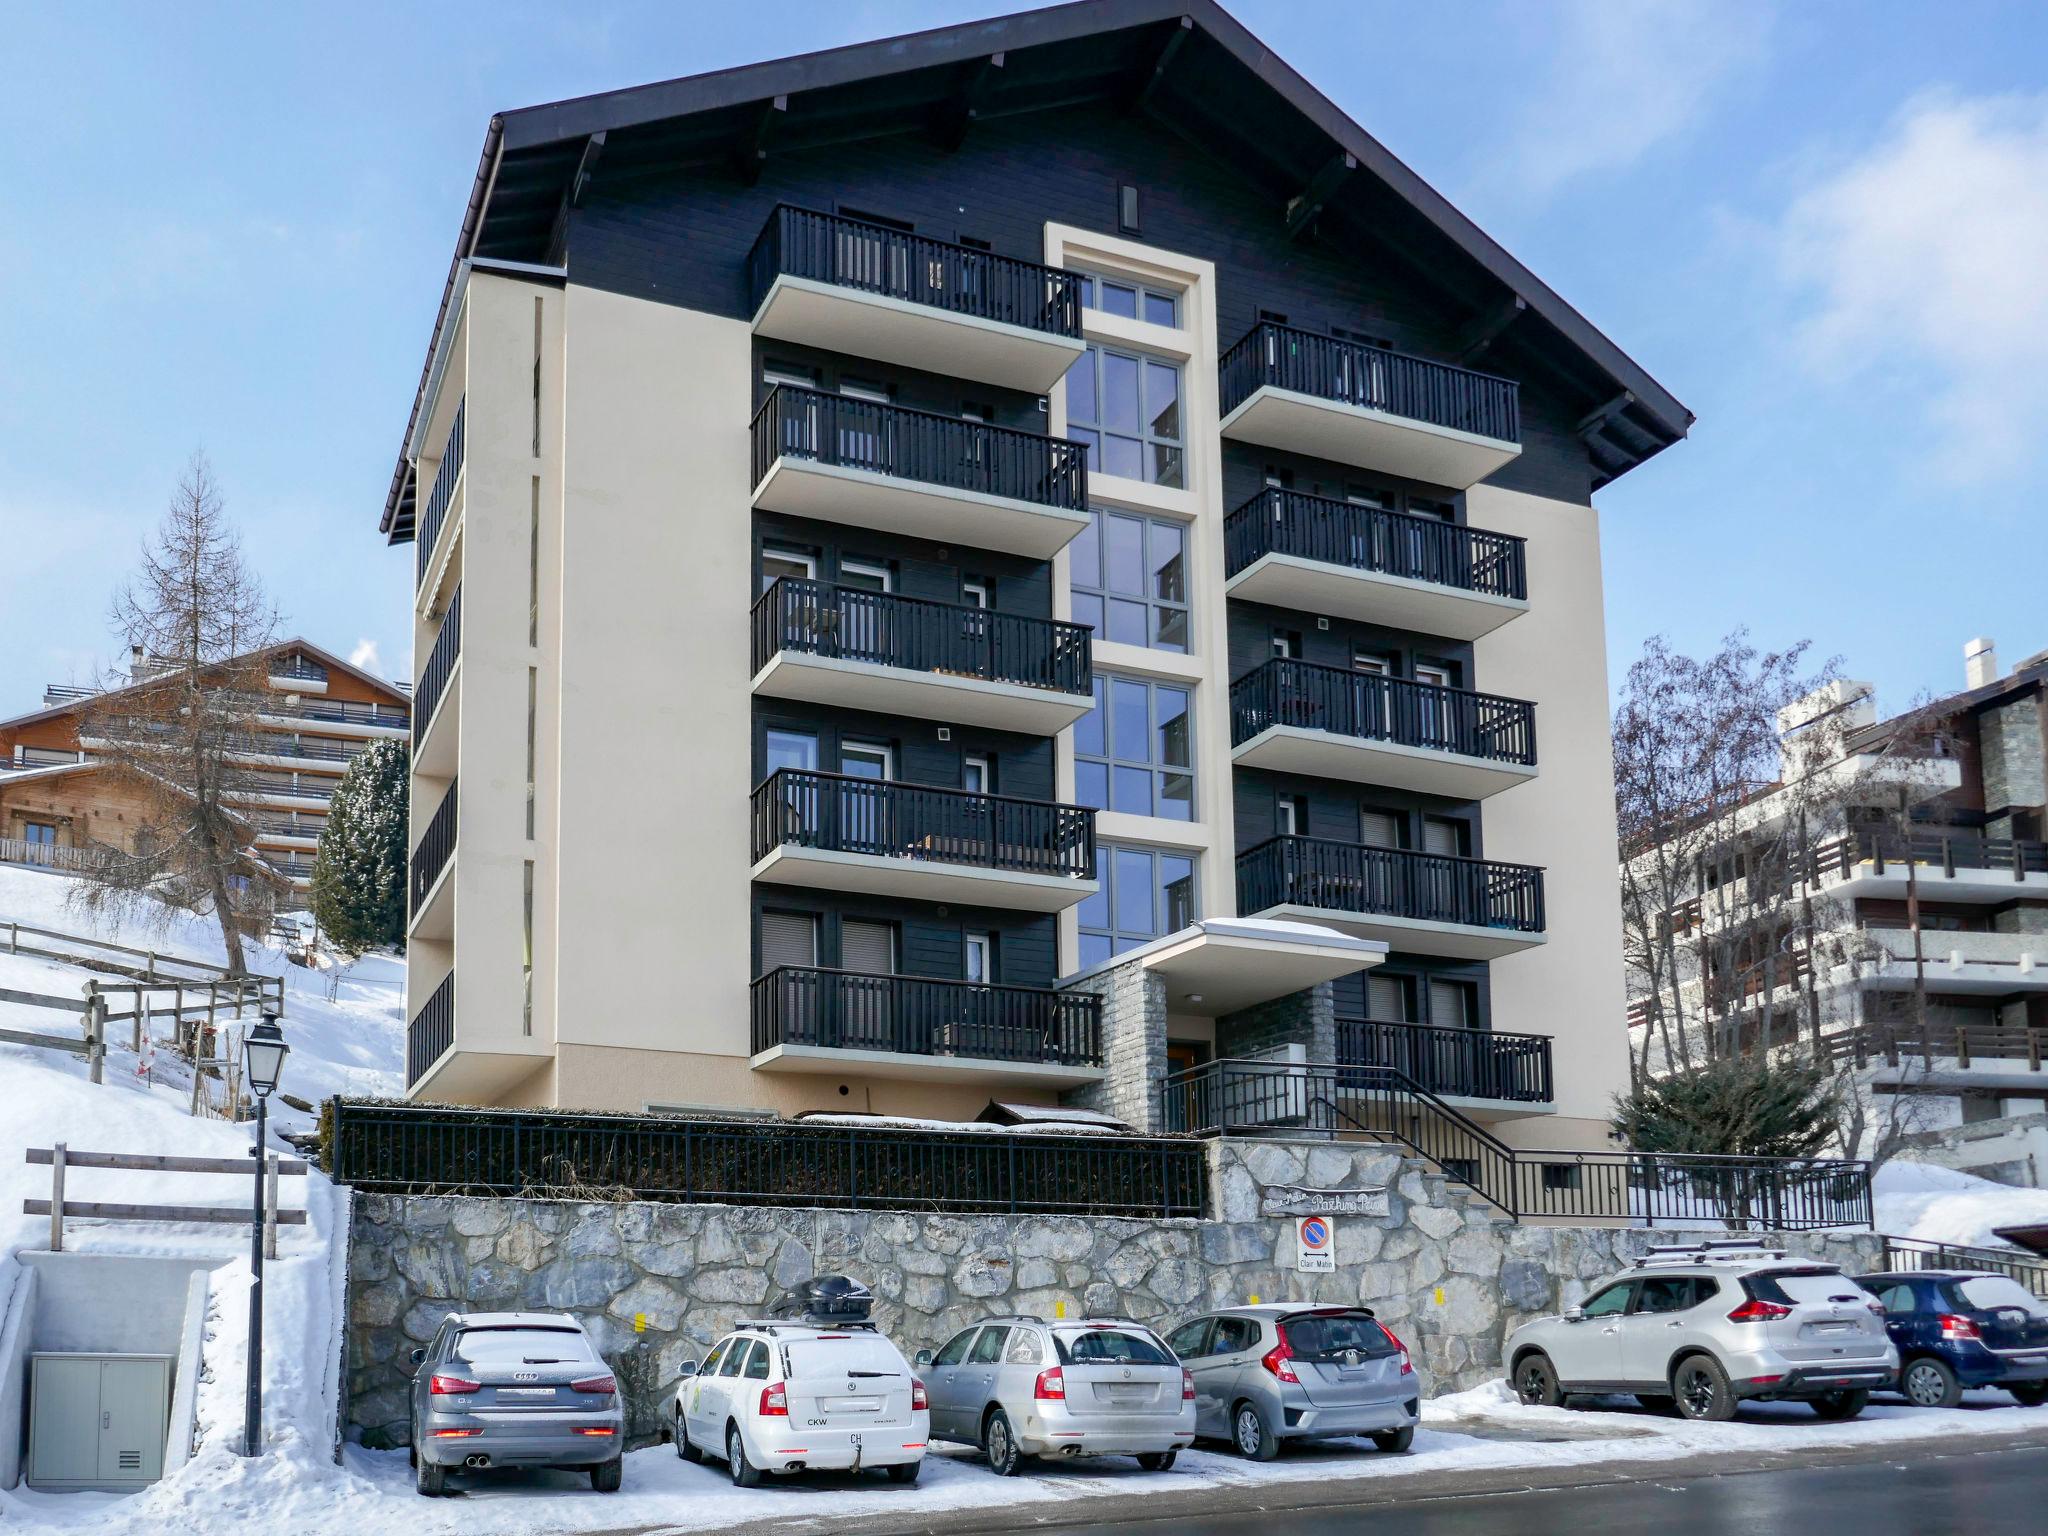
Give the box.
[1295,1214,1335,1273]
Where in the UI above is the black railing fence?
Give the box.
[262,697,410,729]
[406,973,454,1089]
[1822,829,2048,881]
[753,578,1090,695]
[415,397,466,584]
[751,385,1087,511]
[326,1100,1206,1218]
[1336,1017,1553,1104]
[410,778,457,912]
[752,768,1094,880]
[1162,1059,1871,1230]
[1239,834,1545,935]
[748,204,1083,338]
[414,586,461,742]
[1879,1235,2048,1299]
[751,966,1102,1067]
[1231,657,1536,765]
[1219,321,1520,443]
[1224,487,1527,599]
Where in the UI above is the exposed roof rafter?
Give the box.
[1122,13,1192,113]
[1284,150,1356,241]
[731,95,787,186]
[1457,293,1526,363]
[932,53,1005,151]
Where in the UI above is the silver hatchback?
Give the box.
[916,1316,1196,1474]
[1165,1305,1419,1460]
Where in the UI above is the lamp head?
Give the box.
[243,1012,289,1098]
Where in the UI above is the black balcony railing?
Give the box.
[406,973,454,1089]
[1336,1017,1553,1103]
[267,656,330,684]
[1220,321,1520,444]
[415,397,466,585]
[751,966,1103,1068]
[414,586,461,742]
[1230,657,1536,766]
[1824,829,2048,881]
[1239,834,1545,935]
[747,204,1083,339]
[1224,487,1527,600]
[752,386,1086,512]
[753,578,1090,697]
[410,778,457,912]
[752,768,1094,881]
[261,697,409,729]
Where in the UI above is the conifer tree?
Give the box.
[311,739,409,954]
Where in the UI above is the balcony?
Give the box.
[407,971,454,1090]
[1223,489,1528,641]
[1230,658,1537,800]
[1811,829,2048,905]
[409,779,456,941]
[257,697,410,739]
[751,579,1092,734]
[1238,835,1545,959]
[748,205,1084,393]
[267,656,329,694]
[749,966,1104,1087]
[413,586,461,779]
[1336,1017,1553,1111]
[414,397,465,593]
[751,386,1089,559]
[1219,322,1520,489]
[751,768,1096,912]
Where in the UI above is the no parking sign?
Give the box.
[1295,1214,1335,1273]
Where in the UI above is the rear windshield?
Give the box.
[784,1336,905,1379]
[1056,1328,1172,1365]
[1281,1312,1394,1359]
[1751,1270,1867,1306]
[456,1327,590,1364]
[1951,1276,2048,1315]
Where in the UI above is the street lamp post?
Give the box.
[241,1013,290,1458]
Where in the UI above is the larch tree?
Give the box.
[311,739,410,955]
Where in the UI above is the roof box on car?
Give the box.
[771,1273,875,1323]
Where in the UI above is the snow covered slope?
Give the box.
[1873,1158,2048,1251]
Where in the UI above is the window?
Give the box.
[969,1327,1010,1365]
[762,545,816,592]
[1871,1283,1917,1315]
[1579,1282,1634,1319]
[1060,1328,1172,1365]
[717,1340,748,1378]
[932,1330,977,1369]
[1069,508,1188,651]
[762,359,816,392]
[1366,973,1412,1023]
[1165,1319,1213,1359]
[1065,346,1182,486]
[1358,808,1403,848]
[1539,1162,1583,1194]
[961,577,991,609]
[742,1341,770,1378]
[1118,183,1141,235]
[841,918,896,976]
[1004,1331,1044,1365]
[1074,271,1180,328]
[764,728,819,776]
[1078,844,1197,968]
[759,910,819,975]
[963,756,992,794]
[1277,794,1308,837]
[1272,628,1302,660]
[837,557,892,593]
[1427,979,1474,1031]
[965,931,993,984]
[1074,676,1193,819]
[1422,816,1468,859]
[1212,1317,1259,1355]
[1634,1276,1698,1314]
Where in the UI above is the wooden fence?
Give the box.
[26,1144,307,1257]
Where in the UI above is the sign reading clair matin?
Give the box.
[1295,1215,1336,1273]
[1261,1184,1391,1219]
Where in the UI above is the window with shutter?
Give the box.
[759,911,818,974]
[1428,979,1471,1030]
[842,919,896,975]
[1367,974,1410,1022]
[1359,809,1402,848]
[1422,817,1465,858]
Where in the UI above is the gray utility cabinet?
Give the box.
[27,1353,172,1491]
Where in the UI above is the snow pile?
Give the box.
[1872,1159,2048,1251]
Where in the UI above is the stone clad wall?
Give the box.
[344,1138,1882,1448]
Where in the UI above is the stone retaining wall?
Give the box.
[344,1138,1881,1448]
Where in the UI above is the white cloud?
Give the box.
[348,638,382,676]
[1479,0,1771,203]
[1776,90,2048,482]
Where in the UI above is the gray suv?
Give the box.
[1505,1241,1897,1422]
[1165,1305,1419,1460]
[916,1315,1196,1474]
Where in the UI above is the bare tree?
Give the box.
[75,454,282,974]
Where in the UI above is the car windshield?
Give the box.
[1057,1328,1171,1365]
[785,1336,905,1378]
[1282,1312,1392,1358]
[456,1327,589,1364]
[1953,1276,2048,1315]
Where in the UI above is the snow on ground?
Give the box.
[1873,1158,2048,1251]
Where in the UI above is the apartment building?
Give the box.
[1628,639,2048,1183]
[0,641,411,889]
[386,0,1690,1152]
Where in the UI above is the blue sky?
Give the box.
[2,0,2044,719]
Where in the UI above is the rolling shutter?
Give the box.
[759,911,818,973]
[1358,809,1401,848]
[1366,974,1409,1022]
[842,919,896,976]
[1428,979,1471,1030]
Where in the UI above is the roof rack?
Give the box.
[732,1317,880,1334]
[1634,1240,1789,1267]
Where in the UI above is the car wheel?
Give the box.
[1370,1425,1415,1454]
[1672,1356,1738,1423]
[1135,1450,1177,1471]
[1903,1357,1963,1409]
[1808,1390,1869,1421]
[883,1460,921,1484]
[675,1405,695,1461]
[1232,1400,1280,1462]
[728,1424,763,1488]
[1514,1353,1564,1408]
[2008,1383,2048,1408]
[590,1456,622,1493]
[984,1409,1023,1477]
[415,1453,447,1498]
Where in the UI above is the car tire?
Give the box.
[1672,1355,1738,1423]
[675,1405,696,1462]
[1902,1356,1963,1409]
[407,1441,417,1469]
[1807,1390,1869,1421]
[2008,1383,2048,1408]
[415,1453,447,1498]
[984,1409,1024,1477]
[1136,1450,1177,1471]
[1232,1400,1280,1462]
[883,1460,921,1484]
[590,1457,622,1493]
[1513,1353,1564,1408]
[727,1424,763,1488]
[1370,1425,1415,1453]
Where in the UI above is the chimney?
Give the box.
[128,643,146,683]
[1965,637,1998,690]
[1776,679,1877,777]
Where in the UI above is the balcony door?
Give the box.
[836,558,892,665]
[760,910,822,1045]
[1414,661,1457,753]
[837,378,891,472]
[766,729,820,845]
[839,919,898,1051]
[22,821,57,865]
[837,740,893,854]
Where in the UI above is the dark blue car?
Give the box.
[1855,1270,2048,1408]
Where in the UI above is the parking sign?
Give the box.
[1296,1214,1335,1273]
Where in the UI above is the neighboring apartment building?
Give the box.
[1627,638,2048,1185]
[384,0,1690,1153]
[0,641,412,890]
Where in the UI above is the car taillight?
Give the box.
[760,1382,789,1416]
[1726,1298,1793,1323]
[1034,1367,1066,1401]
[1380,1324,1416,1376]
[570,1374,616,1396]
[912,1379,929,1411]
[428,1374,480,1395]
[1938,1313,1982,1341]
[1182,1369,1196,1401]
[1261,1333,1300,1384]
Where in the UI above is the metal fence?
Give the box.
[1219,320,1520,443]
[752,767,1095,879]
[1237,834,1545,936]
[1880,1235,2048,1298]
[415,397,466,585]
[406,973,454,1089]
[751,965,1102,1067]
[326,1100,1207,1218]
[1230,657,1536,765]
[409,779,457,912]
[1224,487,1527,599]
[1335,1017,1553,1104]
[415,585,461,740]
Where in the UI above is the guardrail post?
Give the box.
[48,1143,65,1251]
[83,982,104,1085]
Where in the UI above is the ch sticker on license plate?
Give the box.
[499,1387,554,1399]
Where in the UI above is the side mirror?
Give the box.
[676,1358,699,1379]
[914,1349,934,1369]
[1562,1306,1584,1324]
[409,1347,427,1367]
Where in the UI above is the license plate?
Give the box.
[1813,1323,1853,1335]
[824,1396,883,1412]
[498,1387,555,1399]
